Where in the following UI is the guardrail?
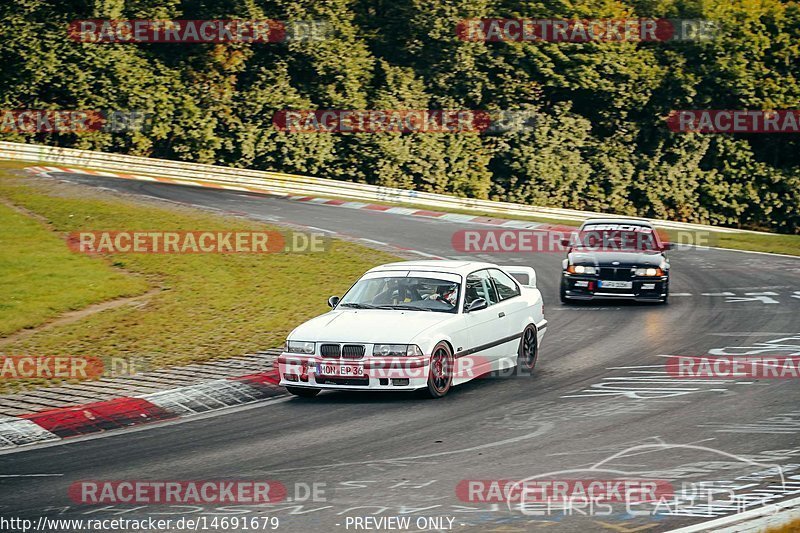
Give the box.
[0,141,760,234]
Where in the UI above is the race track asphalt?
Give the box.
[1,173,799,533]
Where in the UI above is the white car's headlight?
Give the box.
[286,341,315,354]
[635,267,663,277]
[373,344,423,357]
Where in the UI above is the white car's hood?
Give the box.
[289,309,453,344]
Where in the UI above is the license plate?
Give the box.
[598,280,632,289]
[316,363,364,377]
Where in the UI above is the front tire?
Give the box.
[286,386,320,398]
[517,325,539,376]
[424,342,453,398]
[560,279,570,304]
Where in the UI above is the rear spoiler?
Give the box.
[500,266,537,289]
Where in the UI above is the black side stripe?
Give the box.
[537,320,548,332]
[456,333,523,358]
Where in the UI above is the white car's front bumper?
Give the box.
[277,354,430,391]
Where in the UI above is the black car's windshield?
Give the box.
[338,276,460,313]
[573,224,660,252]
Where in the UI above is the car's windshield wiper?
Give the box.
[375,304,432,311]
[338,302,377,309]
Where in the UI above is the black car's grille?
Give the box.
[342,344,366,359]
[599,267,633,281]
[320,344,341,358]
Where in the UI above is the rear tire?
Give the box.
[286,386,320,398]
[424,342,453,398]
[517,325,539,376]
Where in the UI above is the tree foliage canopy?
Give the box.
[1,0,797,232]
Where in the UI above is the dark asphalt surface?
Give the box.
[1,173,799,533]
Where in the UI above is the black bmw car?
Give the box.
[560,218,672,304]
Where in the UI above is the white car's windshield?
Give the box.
[338,276,460,313]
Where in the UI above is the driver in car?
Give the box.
[425,283,458,306]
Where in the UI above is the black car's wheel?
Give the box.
[517,325,539,376]
[424,342,453,398]
[658,280,669,304]
[559,279,570,304]
[286,386,320,398]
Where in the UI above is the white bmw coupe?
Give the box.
[277,260,547,398]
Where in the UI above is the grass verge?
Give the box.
[765,517,800,532]
[0,200,148,336]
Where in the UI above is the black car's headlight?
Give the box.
[373,344,424,356]
[567,265,597,275]
[286,341,316,354]
[634,267,664,277]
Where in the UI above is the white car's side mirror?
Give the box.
[328,295,340,308]
[466,298,488,313]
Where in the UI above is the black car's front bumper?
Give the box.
[562,273,669,301]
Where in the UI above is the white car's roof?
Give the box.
[367,260,497,277]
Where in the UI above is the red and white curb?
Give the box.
[285,195,548,229]
[0,415,59,448]
[0,369,282,450]
[26,166,551,231]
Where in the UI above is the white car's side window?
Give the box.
[490,269,521,301]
